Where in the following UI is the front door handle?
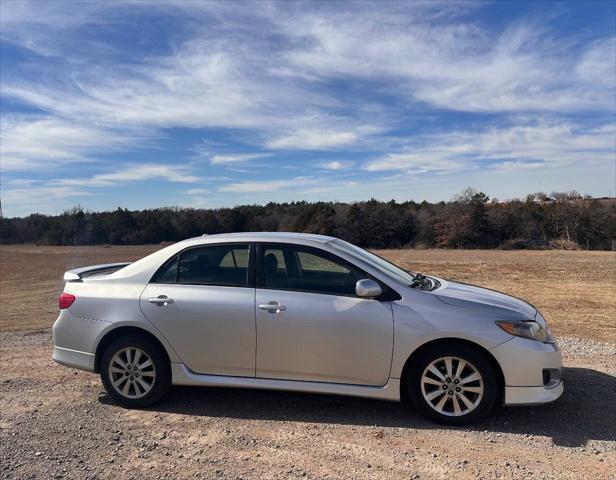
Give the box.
[148,295,174,306]
[258,301,286,313]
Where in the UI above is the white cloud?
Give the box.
[281,9,615,113]
[1,1,614,216]
[575,37,616,88]
[2,51,265,130]
[493,160,547,172]
[3,2,611,167]
[210,153,269,165]
[0,117,134,170]
[54,164,201,187]
[266,130,358,150]
[1,163,201,216]
[1,185,93,217]
[2,29,379,159]
[186,188,208,196]
[219,176,317,193]
[266,122,383,150]
[365,121,615,172]
[318,160,354,170]
[366,153,462,173]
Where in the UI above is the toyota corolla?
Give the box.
[52,232,563,424]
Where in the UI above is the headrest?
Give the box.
[196,254,209,268]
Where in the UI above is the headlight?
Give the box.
[496,320,554,343]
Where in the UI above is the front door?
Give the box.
[255,243,394,386]
[140,243,255,377]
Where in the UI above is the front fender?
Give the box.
[389,298,512,378]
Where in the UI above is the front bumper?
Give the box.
[504,381,563,405]
[490,336,563,406]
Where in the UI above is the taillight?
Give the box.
[59,293,76,309]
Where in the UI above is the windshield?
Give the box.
[329,239,416,286]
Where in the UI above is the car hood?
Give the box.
[433,279,537,319]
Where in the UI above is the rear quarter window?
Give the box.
[151,255,178,283]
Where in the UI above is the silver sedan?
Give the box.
[52,232,563,424]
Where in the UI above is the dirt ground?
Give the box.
[0,245,615,479]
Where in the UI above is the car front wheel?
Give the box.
[406,344,498,425]
[100,336,171,408]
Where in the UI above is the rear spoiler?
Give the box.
[64,262,131,282]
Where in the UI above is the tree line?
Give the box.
[1,189,615,250]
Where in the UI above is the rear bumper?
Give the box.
[505,381,563,405]
[52,309,109,372]
[53,346,95,371]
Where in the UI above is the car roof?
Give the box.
[181,231,337,245]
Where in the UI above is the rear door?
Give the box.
[255,243,394,386]
[140,243,256,377]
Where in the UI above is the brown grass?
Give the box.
[1,245,614,341]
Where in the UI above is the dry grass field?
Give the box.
[1,244,615,480]
[1,245,614,341]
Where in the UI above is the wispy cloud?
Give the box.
[365,121,615,172]
[0,116,135,171]
[266,130,359,150]
[318,161,354,170]
[53,164,201,187]
[1,1,614,216]
[219,176,318,193]
[1,185,93,217]
[210,153,270,165]
[281,9,615,113]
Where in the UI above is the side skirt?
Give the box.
[171,363,401,402]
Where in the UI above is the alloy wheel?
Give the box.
[108,347,156,399]
[420,356,484,417]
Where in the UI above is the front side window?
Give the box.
[329,239,415,286]
[152,244,250,287]
[260,244,366,296]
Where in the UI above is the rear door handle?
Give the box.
[258,301,286,313]
[148,295,174,306]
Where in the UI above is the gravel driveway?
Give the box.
[1,330,614,480]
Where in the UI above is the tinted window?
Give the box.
[152,255,178,283]
[297,251,348,273]
[263,247,289,289]
[329,239,414,286]
[220,248,249,268]
[261,245,365,296]
[153,244,249,287]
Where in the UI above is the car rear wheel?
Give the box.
[406,344,497,425]
[100,336,170,408]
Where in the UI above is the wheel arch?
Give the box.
[94,326,171,373]
[399,337,505,405]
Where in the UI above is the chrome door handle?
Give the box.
[258,302,286,313]
[148,295,174,306]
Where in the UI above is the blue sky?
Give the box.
[1,0,614,217]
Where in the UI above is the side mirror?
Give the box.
[355,279,383,298]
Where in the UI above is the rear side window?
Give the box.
[220,248,249,268]
[152,244,250,287]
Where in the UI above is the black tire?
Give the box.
[406,343,498,425]
[100,335,171,408]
